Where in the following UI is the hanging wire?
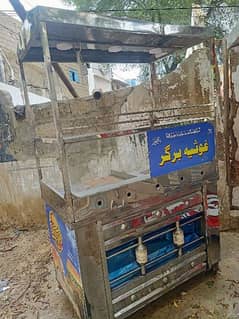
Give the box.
[1,5,239,13]
[81,5,239,13]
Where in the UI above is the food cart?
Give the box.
[18,6,220,319]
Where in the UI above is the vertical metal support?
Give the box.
[223,39,231,195]
[228,50,234,209]
[18,59,43,180]
[212,39,231,216]
[75,221,113,319]
[76,50,82,64]
[149,62,157,127]
[18,60,31,120]
[203,183,220,269]
[202,183,208,247]
[39,22,72,205]
[96,221,114,318]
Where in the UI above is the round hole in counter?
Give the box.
[201,171,204,175]
[180,176,184,181]
[156,184,160,190]
[97,199,103,207]
[127,192,132,198]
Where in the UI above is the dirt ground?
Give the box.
[0,230,239,319]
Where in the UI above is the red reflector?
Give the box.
[207,216,220,228]
[131,218,142,228]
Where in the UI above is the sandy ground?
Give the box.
[0,230,239,319]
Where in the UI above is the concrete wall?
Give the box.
[0,158,64,229]
[0,12,20,53]
[0,159,44,229]
[0,12,89,99]
[0,48,220,228]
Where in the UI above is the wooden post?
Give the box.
[39,22,72,206]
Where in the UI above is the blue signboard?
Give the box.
[147,122,215,178]
[45,205,82,291]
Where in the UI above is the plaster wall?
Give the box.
[228,49,239,219]
[0,48,219,228]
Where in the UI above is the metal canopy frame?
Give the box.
[18,5,214,211]
[18,6,213,64]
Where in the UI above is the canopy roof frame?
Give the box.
[18,6,214,64]
[17,5,214,210]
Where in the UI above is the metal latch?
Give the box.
[173,221,184,256]
[135,236,148,275]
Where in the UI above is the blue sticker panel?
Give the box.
[147,122,215,178]
[45,205,81,284]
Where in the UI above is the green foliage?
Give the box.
[64,0,239,80]
[65,0,193,24]
[64,0,239,26]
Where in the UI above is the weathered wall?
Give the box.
[0,160,44,229]
[0,48,220,228]
[33,49,214,185]
[0,158,65,229]
[0,12,89,98]
[227,48,239,228]
[0,12,20,53]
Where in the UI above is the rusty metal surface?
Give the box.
[34,104,215,142]
[18,6,213,64]
[41,160,217,224]
[42,166,219,319]
[71,183,210,318]
[74,221,113,319]
[18,11,220,319]
[112,248,207,318]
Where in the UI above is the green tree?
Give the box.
[64,0,239,80]
[65,0,192,24]
[65,0,239,27]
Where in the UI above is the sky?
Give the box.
[113,65,140,81]
[0,0,72,11]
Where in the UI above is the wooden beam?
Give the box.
[52,62,79,98]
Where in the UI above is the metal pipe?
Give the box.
[109,236,204,286]
[65,110,212,127]
[223,39,231,194]
[39,22,73,206]
[63,116,214,144]
[149,62,157,126]
[145,248,178,267]
[107,216,202,260]
[61,108,213,127]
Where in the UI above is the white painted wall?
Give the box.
[88,64,112,95]
[0,82,50,106]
